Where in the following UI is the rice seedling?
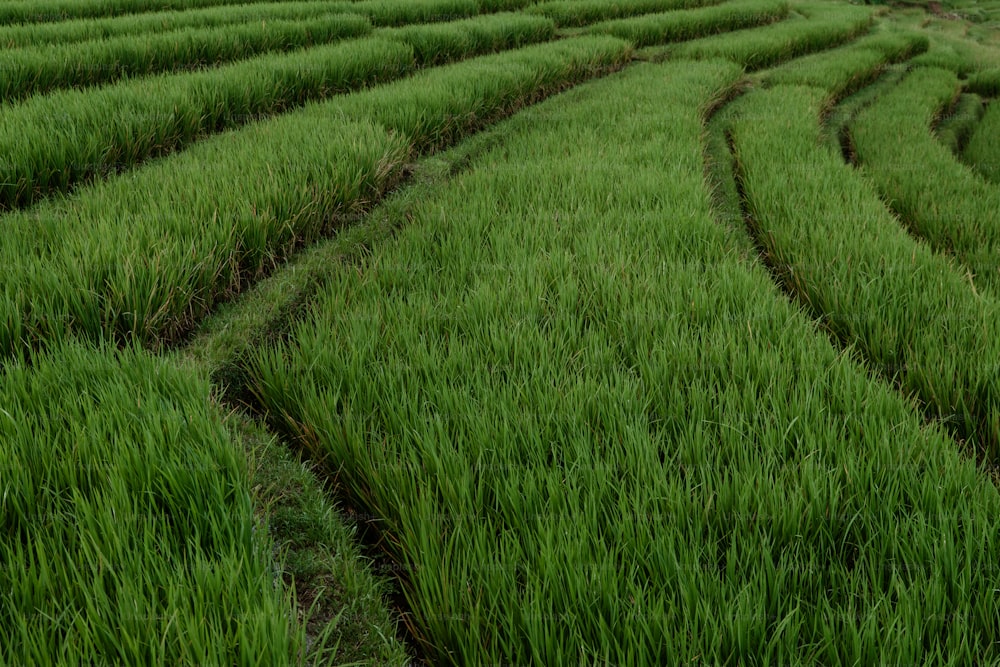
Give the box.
[728,82,1000,458]
[665,2,874,68]
[380,12,555,65]
[0,36,630,359]
[242,59,1000,664]
[963,99,1000,183]
[0,0,310,24]
[966,66,1000,94]
[817,63,905,153]
[0,0,526,29]
[759,29,926,98]
[0,342,306,665]
[935,92,985,154]
[526,0,726,28]
[343,0,478,27]
[0,0,355,48]
[910,32,1000,74]
[586,0,790,48]
[0,14,370,101]
[849,66,1000,296]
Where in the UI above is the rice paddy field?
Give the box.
[3,0,1000,664]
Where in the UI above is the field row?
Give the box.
[0,0,528,25]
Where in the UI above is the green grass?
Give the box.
[0,14,370,102]
[228,415,411,665]
[818,63,906,153]
[0,0,357,48]
[935,92,985,154]
[663,2,874,68]
[381,12,554,65]
[243,58,1000,664]
[5,2,1000,664]
[759,29,927,98]
[526,0,726,28]
[0,343,306,665]
[966,66,1000,93]
[963,98,1000,183]
[0,0,323,23]
[0,36,630,361]
[849,66,1000,296]
[586,0,790,47]
[0,10,566,212]
[910,31,1000,74]
[344,0,500,27]
[729,82,1000,460]
[174,127,522,665]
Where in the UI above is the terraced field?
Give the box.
[2,0,1000,664]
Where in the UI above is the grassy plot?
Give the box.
[244,60,1000,664]
[0,14,370,102]
[849,66,1000,296]
[728,83,1000,459]
[758,29,926,98]
[586,0,790,48]
[0,36,630,360]
[0,343,307,665]
[963,99,1000,183]
[0,0,302,23]
[818,64,906,154]
[0,10,565,211]
[380,12,554,65]
[910,32,1000,74]
[967,66,1000,94]
[526,0,725,28]
[0,0,355,49]
[936,93,985,154]
[345,0,497,27]
[175,139,521,663]
[660,2,874,68]
[0,36,411,211]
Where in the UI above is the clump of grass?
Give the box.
[665,2,874,68]
[380,12,554,65]
[966,66,1000,95]
[526,0,725,28]
[0,342,305,664]
[244,59,1000,664]
[0,0,310,23]
[0,1,357,48]
[963,99,1000,183]
[910,32,1000,74]
[586,0,790,48]
[936,92,985,154]
[0,13,370,101]
[345,0,537,27]
[345,0,477,26]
